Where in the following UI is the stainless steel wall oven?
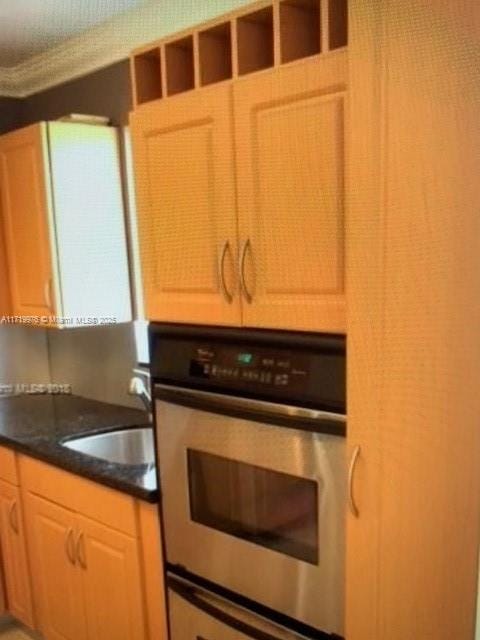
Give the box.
[151,324,346,640]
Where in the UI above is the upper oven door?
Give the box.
[155,392,346,637]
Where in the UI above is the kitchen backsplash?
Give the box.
[47,323,140,409]
[0,323,140,409]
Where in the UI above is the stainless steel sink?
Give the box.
[62,427,155,466]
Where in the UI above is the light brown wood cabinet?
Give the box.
[0,124,53,318]
[0,191,12,315]
[234,52,347,332]
[130,83,240,326]
[19,455,166,640]
[0,478,34,628]
[0,121,132,325]
[130,50,347,333]
[26,494,146,640]
[26,495,86,640]
[0,447,167,640]
[346,1,480,639]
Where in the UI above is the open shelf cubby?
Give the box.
[279,0,321,63]
[165,35,195,96]
[237,6,274,76]
[329,0,348,49]
[199,22,233,86]
[134,48,162,104]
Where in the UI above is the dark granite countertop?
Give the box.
[0,394,158,503]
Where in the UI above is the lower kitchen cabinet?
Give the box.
[77,515,146,640]
[0,479,34,628]
[17,455,167,640]
[26,495,87,640]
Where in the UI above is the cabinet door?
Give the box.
[0,123,54,317]
[234,53,347,333]
[0,192,11,314]
[77,515,146,640]
[0,480,34,627]
[26,494,86,640]
[130,84,240,326]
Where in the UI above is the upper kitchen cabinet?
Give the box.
[129,0,348,333]
[130,84,240,326]
[234,52,347,332]
[0,121,132,326]
[0,193,11,315]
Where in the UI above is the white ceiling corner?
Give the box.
[0,0,253,99]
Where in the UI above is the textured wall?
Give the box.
[20,59,131,126]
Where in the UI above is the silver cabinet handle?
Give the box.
[44,277,53,310]
[348,445,361,518]
[8,501,19,534]
[76,531,87,569]
[65,528,76,565]
[239,239,253,304]
[218,240,233,304]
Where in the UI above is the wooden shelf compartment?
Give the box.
[198,22,233,86]
[279,0,321,63]
[328,0,348,49]
[133,48,162,105]
[236,6,274,76]
[165,35,195,96]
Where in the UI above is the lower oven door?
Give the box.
[156,392,346,636]
[168,574,325,640]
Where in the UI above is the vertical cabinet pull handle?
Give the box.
[76,531,87,569]
[218,241,233,303]
[239,239,253,304]
[8,501,19,534]
[348,445,361,518]
[65,528,76,565]
[44,277,53,310]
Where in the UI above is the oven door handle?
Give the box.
[154,383,346,436]
[168,575,308,640]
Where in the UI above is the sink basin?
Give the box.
[62,427,155,466]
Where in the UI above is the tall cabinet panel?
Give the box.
[130,84,241,326]
[233,52,347,333]
[0,124,53,317]
[346,1,480,639]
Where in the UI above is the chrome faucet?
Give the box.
[128,370,152,419]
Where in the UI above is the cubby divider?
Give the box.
[133,48,162,105]
[165,35,195,96]
[199,22,233,86]
[237,7,274,76]
[279,0,321,63]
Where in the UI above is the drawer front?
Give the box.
[0,446,18,485]
[18,455,137,536]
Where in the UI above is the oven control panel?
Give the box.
[150,326,346,412]
[189,345,309,390]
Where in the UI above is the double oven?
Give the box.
[151,324,346,640]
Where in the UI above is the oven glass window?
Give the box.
[187,449,319,565]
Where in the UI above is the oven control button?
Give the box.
[262,358,274,367]
[276,360,291,369]
[275,373,289,386]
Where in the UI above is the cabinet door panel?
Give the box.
[0,480,33,627]
[130,84,240,326]
[0,124,53,317]
[78,515,146,640]
[234,52,347,332]
[0,193,11,314]
[26,494,86,640]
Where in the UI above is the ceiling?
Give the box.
[0,0,149,67]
